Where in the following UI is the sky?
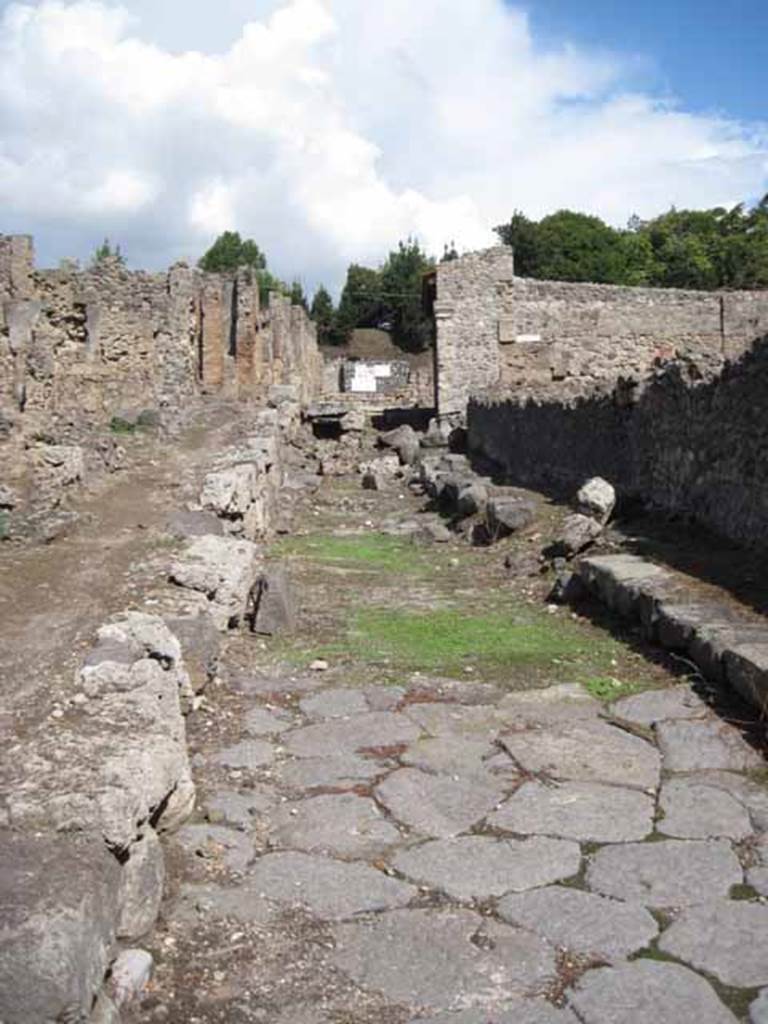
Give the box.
[0,0,766,293]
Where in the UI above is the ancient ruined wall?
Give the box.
[435,246,768,417]
[0,235,321,434]
[434,247,514,418]
[468,337,768,548]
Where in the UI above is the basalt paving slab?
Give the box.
[268,792,401,857]
[243,707,294,736]
[276,753,384,791]
[496,684,601,726]
[700,772,768,831]
[658,901,768,987]
[299,687,370,719]
[406,1000,579,1023]
[609,685,708,727]
[375,768,504,838]
[404,679,505,706]
[171,824,255,874]
[568,960,737,1024]
[364,685,405,711]
[400,736,498,779]
[489,780,654,843]
[751,989,768,1024]
[229,673,322,697]
[498,886,659,962]
[500,720,661,791]
[586,839,742,908]
[203,787,278,829]
[242,851,416,920]
[168,880,279,926]
[391,835,581,900]
[657,778,753,840]
[212,739,275,771]
[404,703,504,738]
[655,719,764,773]
[332,908,558,1011]
[283,712,421,758]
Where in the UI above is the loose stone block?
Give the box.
[569,960,737,1024]
[498,886,659,961]
[269,793,401,858]
[332,909,557,1010]
[656,719,764,773]
[392,835,581,899]
[586,839,742,908]
[375,768,504,838]
[658,901,768,987]
[489,780,654,843]
[658,777,752,840]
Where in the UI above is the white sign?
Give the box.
[350,366,377,393]
[516,334,542,343]
[372,363,392,378]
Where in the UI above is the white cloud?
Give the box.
[0,0,765,291]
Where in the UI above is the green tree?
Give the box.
[310,286,335,345]
[494,211,540,276]
[534,210,628,284]
[91,238,125,268]
[198,231,267,273]
[333,264,384,344]
[289,280,308,310]
[380,239,435,352]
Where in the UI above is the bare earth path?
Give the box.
[130,471,768,1024]
[0,403,236,740]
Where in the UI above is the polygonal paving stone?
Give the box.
[655,719,763,773]
[586,839,742,908]
[658,778,752,840]
[497,684,601,726]
[169,881,278,926]
[244,707,293,736]
[269,793,401,858]
[489,780,654,843]
[203,786,278,829]
[299,688,370,720]
[230,673,322,697]
[692,771,768,831]
[392,835,581,899]
[283,712,421,758]
[404,703,503,738]
[498,886,659,962]
[212,739,274,771]
[171,824,255,873]
[569,960,737,1024]
[244,851,416,920]
[610,685,708,727]
[501,720,661,791]
[749,867,768,896]
[375,768,503,838]
[332,908,557,1010]
[658,900,768,987]
[406,1000,579,1023]
[277,754,383,791]
[400,736,497,779]
[364,685,405,711]
[405,678,504,706]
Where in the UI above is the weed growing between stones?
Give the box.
[0,511,9,541]
[110,416,137,435]
[583,676,647,702]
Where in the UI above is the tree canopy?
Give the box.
[91,238,125,268]
[495,197,768,290]
[310,286,335,345]
[198,231,266,273]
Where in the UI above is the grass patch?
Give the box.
[110,416,136,435]
[274,532,437,576]
[583,676,647,702]
[279,604,625,683]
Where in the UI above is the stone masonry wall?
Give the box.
[434,246,768,417]
[468,337,768,548]
[0,235,321,530]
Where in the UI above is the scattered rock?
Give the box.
[250,566,296,635]
[551,513,603,557]
[576,477,616,524]
[486,496,537,538]
[108,949,153,1009]
[361,455,401,490]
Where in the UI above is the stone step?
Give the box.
[579,554,768,713]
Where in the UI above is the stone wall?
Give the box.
[468,336,768,548]
[0,235,321,530]
[434,246,768,418]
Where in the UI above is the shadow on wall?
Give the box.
[468,333,768,558]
